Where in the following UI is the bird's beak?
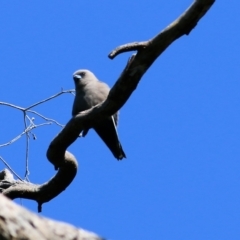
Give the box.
[73,74,82,82]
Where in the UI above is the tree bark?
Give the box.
[0,195,103,240]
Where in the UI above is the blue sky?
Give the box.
[0,1,239,239]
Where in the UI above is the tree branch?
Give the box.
[108,41,148,59]
[1,151,77,212]
[1,0,215,211]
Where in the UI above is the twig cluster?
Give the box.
[0,89,75,180]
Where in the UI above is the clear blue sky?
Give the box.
[0,1,239,239]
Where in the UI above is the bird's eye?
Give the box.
[80,72,86,77]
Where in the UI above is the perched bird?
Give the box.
[72,69,126,160]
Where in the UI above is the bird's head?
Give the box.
[73,69,97,88]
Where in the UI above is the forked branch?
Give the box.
[1,0,215,211]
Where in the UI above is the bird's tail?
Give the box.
[94,117,126,160]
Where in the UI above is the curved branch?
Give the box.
[106,0,215,114]
[108,41,148,59]
[2,151,77,212]
[46,0,215,198]
[109,0,215,61]
[0,0,215,210]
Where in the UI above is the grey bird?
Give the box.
[72,69,126,160]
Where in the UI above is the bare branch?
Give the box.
[28,110,64,127]
[109,0,215,60]
[108,41,148,59]
[25,89,75,110]
[44,0,215,198]
[0,122,51,148]
[1,0,215,210]
[2,150,77,212]
[0,88,73,127]
[0,90,72,183]
[0,89,71,149]
[0,102,25,111]
[23,112,30,180]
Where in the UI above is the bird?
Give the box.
[72,69,126,160]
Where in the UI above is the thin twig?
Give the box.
[0,89,74,180]
[24,113,30,180]
[0,103,64,127]
[0,156,23,181]
[0,122,52,148]
[25,89,75,110]
[0,89,73,127]
[0,102,25,111]
[27,110,64,127]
